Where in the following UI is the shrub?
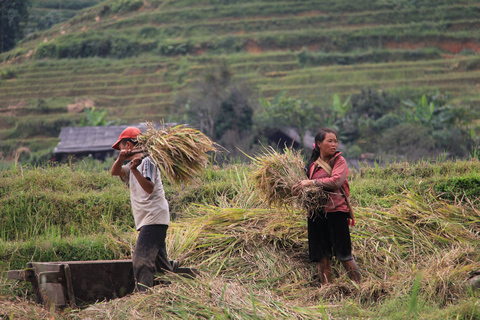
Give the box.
[337,88,474,159]
[6,116,76,139]
[138,26,158,39]
[434,176,480,200]
[110,0,144,13]
[0,69,17,80]
[34,34,143,59]
[39,0,103,10]
[159,41,193,56]
[373,113,403,131]
[1,47,25,62]
[297,48,442,67]
[34,42,57,59]
[465,58,480,71]
[378,123,435,159]
[174,62,258,158]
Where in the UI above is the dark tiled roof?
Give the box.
[54,123,166,154]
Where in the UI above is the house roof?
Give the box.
[54,123,167,154]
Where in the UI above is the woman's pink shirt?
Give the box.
[308,153,350,213]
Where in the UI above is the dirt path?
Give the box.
[386,39,480,54]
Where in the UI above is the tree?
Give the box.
[341,88,474,159]
[174,61,258,156]
[214,85,254,140]
[179,61,233,138]
[256,91,320,146]
[340,87,400,144]
[0,0,30,53]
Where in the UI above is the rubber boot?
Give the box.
[341,259,361,283]
[317,257,332,285]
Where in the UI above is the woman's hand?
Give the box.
[292,179,314,195]
[291,181,301,196]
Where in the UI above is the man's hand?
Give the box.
[112,147,132,177]
[130,156,142,170]
[118,148,132,162]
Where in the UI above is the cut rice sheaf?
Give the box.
[136,122,219,183]
[251,146,328,213]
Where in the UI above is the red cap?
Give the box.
[111,127,141,150]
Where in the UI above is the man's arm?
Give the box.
[130,157,154,194]
[111,149,128,179]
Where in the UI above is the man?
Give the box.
[111,126,173,291]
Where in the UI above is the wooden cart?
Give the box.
[8,260,197,309]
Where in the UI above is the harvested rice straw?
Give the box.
[136,122,219,183]
[251,146,328,213]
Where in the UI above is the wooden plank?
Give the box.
[38,271,62,284]
[7,270,25,280]
[63,264,76,308]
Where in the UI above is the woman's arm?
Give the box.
[314,156,349,191]
[292,156,349,193]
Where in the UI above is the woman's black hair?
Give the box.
[305,127,338,174]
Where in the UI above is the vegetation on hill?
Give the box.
[0,0,30,53]
[1,0,480,165]
[0,157,479,318]
[26,0,104,34]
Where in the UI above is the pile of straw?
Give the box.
[250,146,328,213]
[136,122,218,183]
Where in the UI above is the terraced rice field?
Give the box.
[1,0,480,159]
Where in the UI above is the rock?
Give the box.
[67,98,94,113]
[468,275,480,289]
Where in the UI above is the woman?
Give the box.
[293,128,361,285]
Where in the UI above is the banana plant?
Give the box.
[324,93,351,130]
[402,94,435,127]
[80,107,108,126]
[332,93,351,117]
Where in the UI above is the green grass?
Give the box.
[2,157,476,242]
[1,158,479,318]
[109,9,479,37]
[0,162,133,241]
[25,21,480,60]
[2,55,479,112]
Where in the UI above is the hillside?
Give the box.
[26,0,104,34]
[1,0,480,164]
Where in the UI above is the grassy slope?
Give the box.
[26,0,104,31]
[0,158,479,318]
[1,0,480,162]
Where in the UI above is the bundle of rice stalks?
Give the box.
[136,122,219,183]
[250,146,328,213]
